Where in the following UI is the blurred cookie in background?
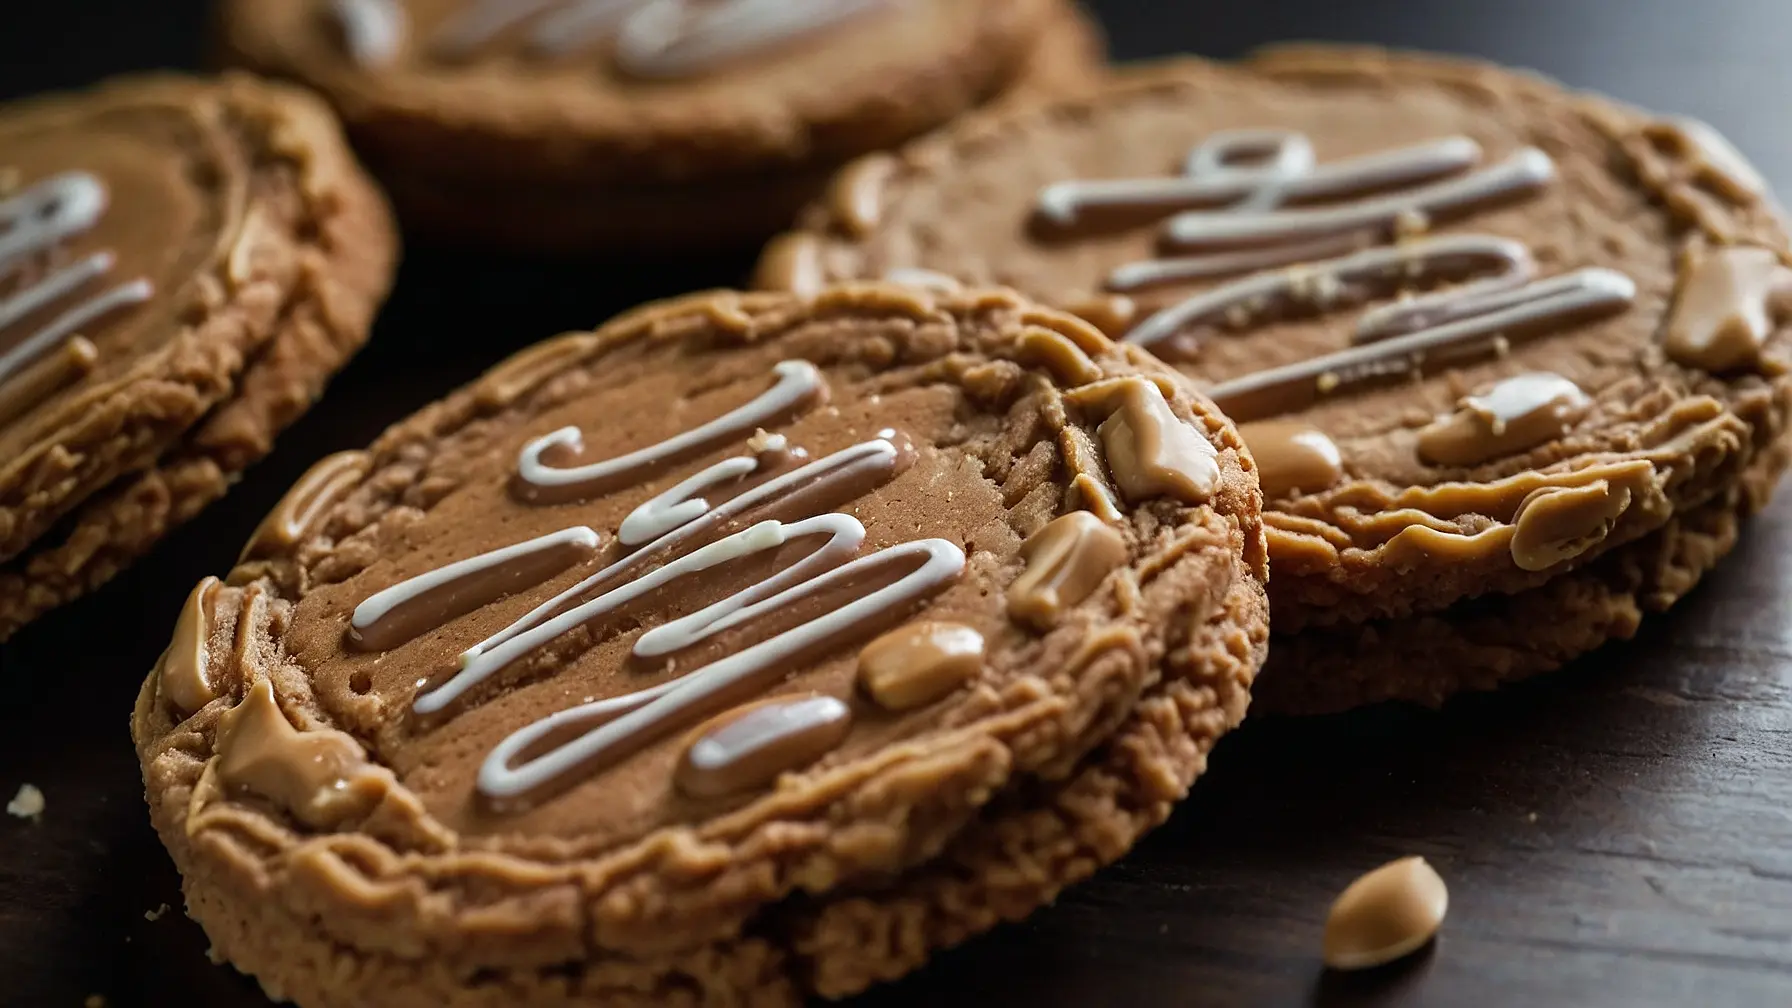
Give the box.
[759,45,1792,713]
[0,73,395,641]
[218,0,1105,251]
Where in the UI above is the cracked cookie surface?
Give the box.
[132,284,1267,1005]
[761,46,1792,708]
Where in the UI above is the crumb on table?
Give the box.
[6,783,44,820]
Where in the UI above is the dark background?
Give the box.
[4,2,1792,1006]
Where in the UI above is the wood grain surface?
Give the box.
[3,2,1790,1005]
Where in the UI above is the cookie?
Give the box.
[217,0,1105,251]
[0,74,395,642]
[760,46,1792,711]
[132,284,1267,1005]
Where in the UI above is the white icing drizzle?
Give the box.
[332,0,407,65]
[424,0,888,71]
[477,534,962,800]
[1126,234,1535,351]
[349,526,602,637]
[1029,129,1636,419]
[0,172,152,389]
[515,359,821,495]
[1036,133,1482,229]
[351,356,964,803]
[614,0,888,78]
[617,455,760,546]
[433,434,909,713]
[1206,267,1636,414]
[1164,148,1554,247]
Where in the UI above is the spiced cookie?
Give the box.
[761,46,1792,712]
[0,74,395,642]
[217,0,1105,251]
[132,284,1267,1005]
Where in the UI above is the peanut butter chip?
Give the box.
[1416,372,1592,467]
[1017,327,1102,386]
[829,153,896,237]
[1067,377,1220,504]
[160,577,221,715]
[1008,511,1128,630]
[753,232,827,296]
[214,678,386,830]
[1510,477,1638,571]
[858,621,986,710]
[1237,420,1344,499]
[1664,246,1792,372]
[474,332,600,409]
[1324,856,1449,970]
[675,695,852,798]
[1058,293,1139,339]
[240,451,370,561]
[0,335,98,427]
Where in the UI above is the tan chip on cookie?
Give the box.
[761,46,1792,713]
[217,0,1104,251]
[132,284,1267,1005]
[0,75,395,641]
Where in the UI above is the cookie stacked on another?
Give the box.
[217,0,1105,251]
[759,45,1792,713]
[132,285,1269,1004]
[0,75,395,642]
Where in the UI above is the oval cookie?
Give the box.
[763,46,1792,710]
[131,284,1268,1004]
[0,74,395,642]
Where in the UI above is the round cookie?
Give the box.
[217,0,1105,250]
[0,74,395,641]
[132,284,1267,1005]
[760,46,1792,710]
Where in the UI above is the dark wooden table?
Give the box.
[5,2,1792,1005]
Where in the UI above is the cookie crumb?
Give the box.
[6,783,44,820]
[1527,811,1539,823]
[145,903,170,922]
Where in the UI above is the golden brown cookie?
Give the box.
[132,284,1267,1005]
[760,46,1792,710]
[217,0,1105,251]
[0,74,395,641]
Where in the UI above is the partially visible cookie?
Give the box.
[761,46,1792,710]
[218,0,1105,250]
[133,284,1266,1005]
[0,74,395,641]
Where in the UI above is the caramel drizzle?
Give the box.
[385,0,889,72]
[0,172,152,400]
[1033,131,1636,421]
[347,360,964,806]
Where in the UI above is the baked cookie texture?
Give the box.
[132,285,1268,1005]
[0,73,396,641]
[217,0,1106,250]
[759,45,1792,712]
